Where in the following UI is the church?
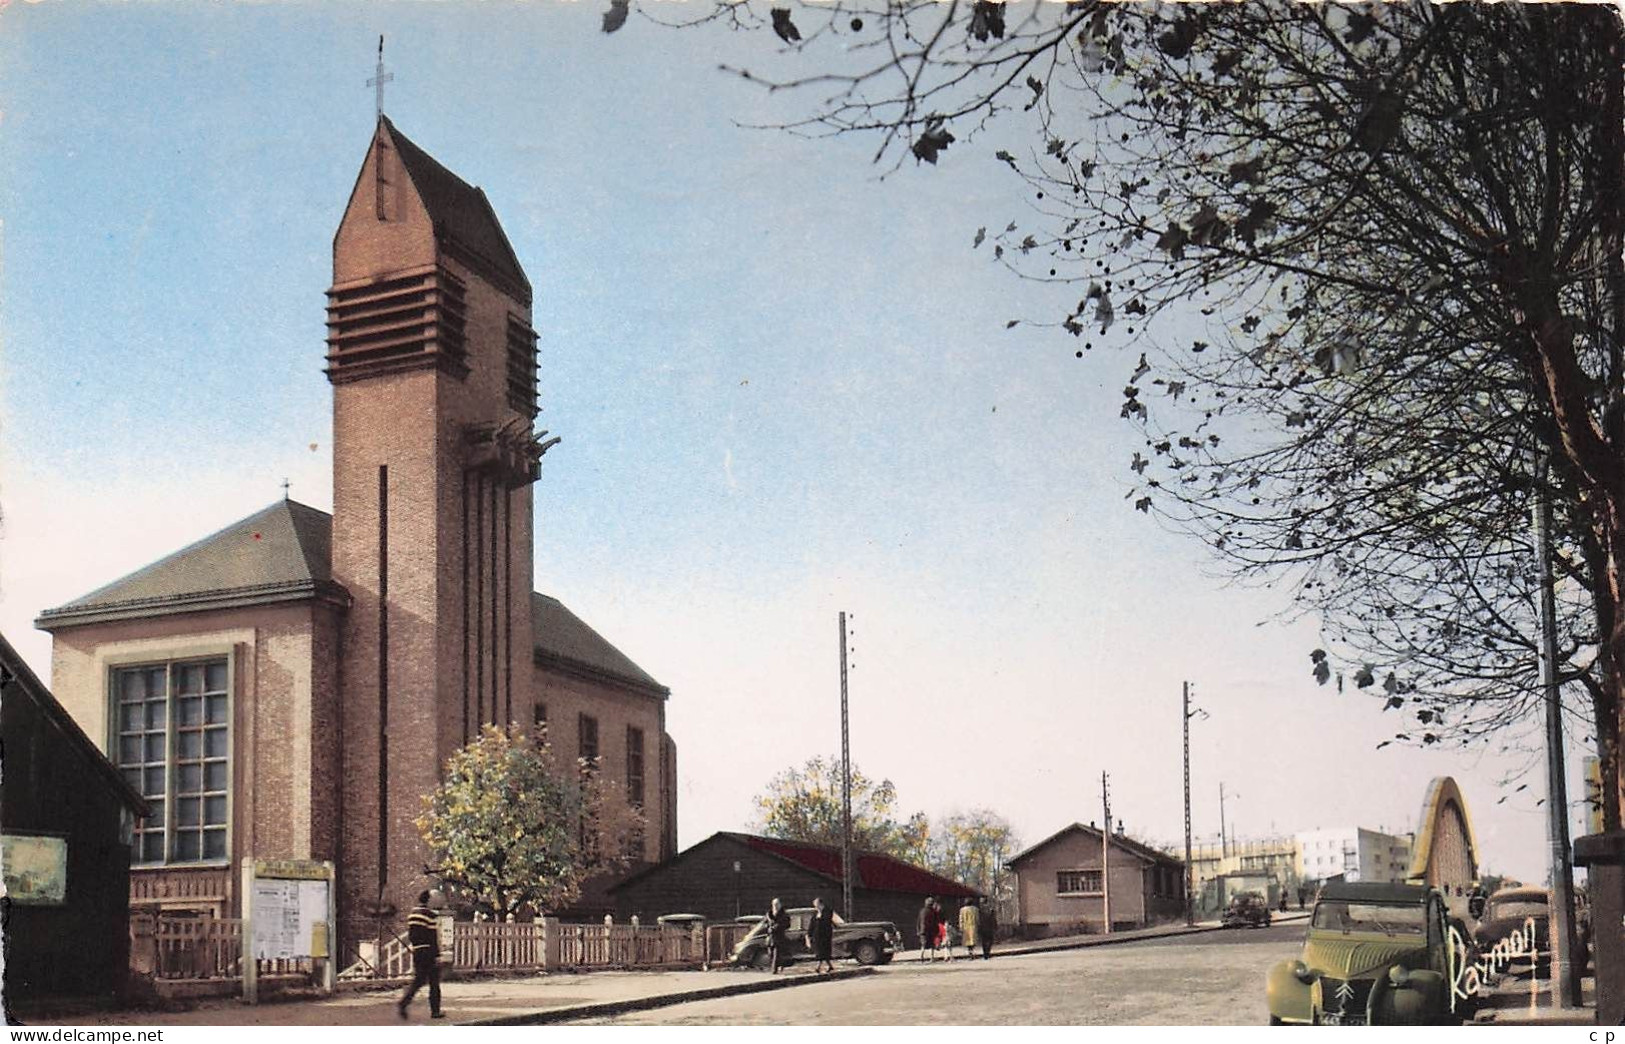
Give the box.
[34,116,678,959]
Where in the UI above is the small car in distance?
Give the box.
[1266,881,1462,1026]
[1223,892,1273,928]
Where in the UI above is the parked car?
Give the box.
[1223,892,1272,928]
[1472,887,1549,965]
[655,913,707,930]
[1472,886,1595,973]
[730,907,901,968]
[1266,881,1464,1026]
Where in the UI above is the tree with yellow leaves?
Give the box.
[416,725,644,920]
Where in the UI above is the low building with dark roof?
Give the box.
[1,632,149,1013]
[609,831,979,941]
[1008,822,1187,935]
[27,116,676,960]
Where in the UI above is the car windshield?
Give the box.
[1312,901,1426,935]
[1487,900,1547,920]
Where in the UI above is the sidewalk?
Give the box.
[21,966,873,1028]
[1470,969,1597,1026]
[22,913,1310,1027]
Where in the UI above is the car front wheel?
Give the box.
[750,948,773,971]
[853,940,882,965]
[1268,1016,1283,1026]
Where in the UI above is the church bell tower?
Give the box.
[326,115,551,951]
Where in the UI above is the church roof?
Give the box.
[532,593,669,698]
[36,502,667,698]
[37,500,343,629]
[381,116,531,300]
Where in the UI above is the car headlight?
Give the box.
[1389,965,1411,988]
[1293,960,1315,984]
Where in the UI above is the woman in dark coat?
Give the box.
[918,895,939,961]
[766,897,792,973]
[808,896,837,974]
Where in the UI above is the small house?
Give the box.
[610,831,979,940]
[1008,822,1186,935]
[1,633,149,1013]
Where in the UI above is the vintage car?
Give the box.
[730,907,902,968]
[1472,887,1549,964]
[1223,892,1273,928]
[1266,881,1465,1026]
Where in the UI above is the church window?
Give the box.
[114,658,230,865]
[578,713,599,768]
[625,726,645,808]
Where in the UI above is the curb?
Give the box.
[461,966,878,1025]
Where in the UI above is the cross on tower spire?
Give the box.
[367,35,393,118]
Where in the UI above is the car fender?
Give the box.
[1379,968,1447,1024]
[1266,959,1313,1024]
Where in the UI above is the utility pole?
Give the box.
[839,611,854,922]
[1219,782,1229,861]
[1532,456,1581,1008]
[1183,682,1194,926]
[1102,771,1113,935]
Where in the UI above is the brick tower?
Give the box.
[327,116,549,951]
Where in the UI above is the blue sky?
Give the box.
[0,0,1590,882]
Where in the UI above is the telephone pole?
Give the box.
[1219,782,1229,860]
[1101,771,1113,935]
[1183,681,1194,926]
[1532,456,1581,1008]
[839,611,854,922]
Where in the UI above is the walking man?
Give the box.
[978,897,997,960]
[398,890,445,1020]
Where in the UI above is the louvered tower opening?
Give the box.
[326,266,469,382]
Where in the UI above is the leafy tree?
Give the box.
[618,0,1625,828]
[751,758,1018,894]
[924,809,1020,900]
[751,754,928,857]
[416,725,645,919]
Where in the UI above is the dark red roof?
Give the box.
[736,833,978,899]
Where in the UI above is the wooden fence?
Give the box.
[453,921,546,971]
[163,917,712,984]
[154,917,241,980]
[705,923,756,965]
[549,923,703,968]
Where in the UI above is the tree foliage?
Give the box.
[416,725,645,919]
[751,754,929,857]
[752,757,1018,893]
[923,808,1020,900]
[623,0,1625,826]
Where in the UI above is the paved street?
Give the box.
[583,924,1310,1025]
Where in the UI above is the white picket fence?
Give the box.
[337,920,706,981]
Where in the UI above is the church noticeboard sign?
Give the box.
[1,834,67,905]
[250,877,331,959]
[242,857,336,1002]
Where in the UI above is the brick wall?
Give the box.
[45,602,336,914]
